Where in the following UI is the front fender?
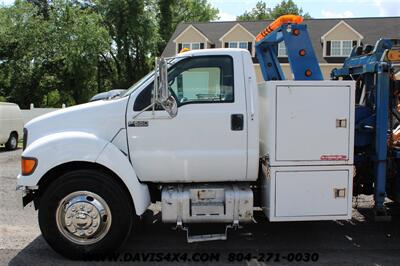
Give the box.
[18,131,108,187]
[18,131,150,215]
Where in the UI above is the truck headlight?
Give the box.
[21,157,37,175]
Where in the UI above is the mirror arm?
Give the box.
[132,102,156,120]
[153,57,159,116]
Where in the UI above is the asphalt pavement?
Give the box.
[1,147,399,265]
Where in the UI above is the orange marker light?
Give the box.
[299,49,306,56]
[21,157,37,175]
[305,69,312,77]
[256,14,304,42]
[292,29,300,36]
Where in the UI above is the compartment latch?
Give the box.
[334,188,346,198]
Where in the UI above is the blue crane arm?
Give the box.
[255,20,323,81]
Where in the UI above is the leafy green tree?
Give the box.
[158,0,174,53]
[0,0,220,107]
[94,0,160,89]
[0,0,110,107]
[270,0,311,19]
[237,1,270,21]
[27,0,50,18]
[157,0,219,53]
[237,0,311,21]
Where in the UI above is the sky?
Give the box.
[209,0,400,21]
[1,0,400,21]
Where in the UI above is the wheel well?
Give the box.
[9,131,18,139]
[35,161,134,210]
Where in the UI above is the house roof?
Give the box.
[162,17,400,63]
[173,24,211,43]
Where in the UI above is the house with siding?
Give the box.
[162,17,400,81]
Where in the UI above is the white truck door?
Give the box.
[126,55,248,182]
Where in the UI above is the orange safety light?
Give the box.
[179,47,190,54]
[387,50,400,61]
[305,69,312,77]
[21,157,37,175]
[255,14,304,42]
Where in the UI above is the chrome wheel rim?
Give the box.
[56,191,112,245]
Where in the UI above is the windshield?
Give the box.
[122,57,180,97]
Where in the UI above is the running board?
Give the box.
[175,221,240,243]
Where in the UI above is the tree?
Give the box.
[27,0,50,18]
[0,0,220,107]
[237,0,311,21]
[158,0,174,53]
[94,0,160,90]
[157,0,219,54]
[270,0,311,19]
[237,1,269,21]
[0,0,111,107]
[174,0,219,23]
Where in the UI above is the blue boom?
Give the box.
[332,39,400,216]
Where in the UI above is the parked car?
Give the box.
[89,89,127,102]
[0,102,23,150]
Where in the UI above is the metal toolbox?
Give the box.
[261,163,353,221]
[258,80,355,166]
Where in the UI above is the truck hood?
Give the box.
[25,97,128,147]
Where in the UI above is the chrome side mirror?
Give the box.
[154,58,178,118]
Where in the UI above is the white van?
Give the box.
[0,102,23,150]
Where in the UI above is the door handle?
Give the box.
[231,114,244,131]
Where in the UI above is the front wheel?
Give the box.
[38,169,137,259]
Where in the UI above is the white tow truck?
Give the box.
[17,47,355,259]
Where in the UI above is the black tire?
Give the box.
[5,132,18,150]
[38,169,137,260]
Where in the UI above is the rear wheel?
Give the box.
[5,132,18,150]
[38,169,137,259]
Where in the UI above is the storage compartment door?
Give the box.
[275,170,349,217]
[275,85,351,162]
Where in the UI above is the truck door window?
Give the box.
[133,55,234,111]
[168,56,234,105]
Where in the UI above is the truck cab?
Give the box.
[125,49,259,183]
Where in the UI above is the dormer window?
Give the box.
[321,21,363,58]
[224,41,253,56]
[278,42,288,57]
[182,42,201,50]
[228,41,248,49]
[330,40,353,56]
